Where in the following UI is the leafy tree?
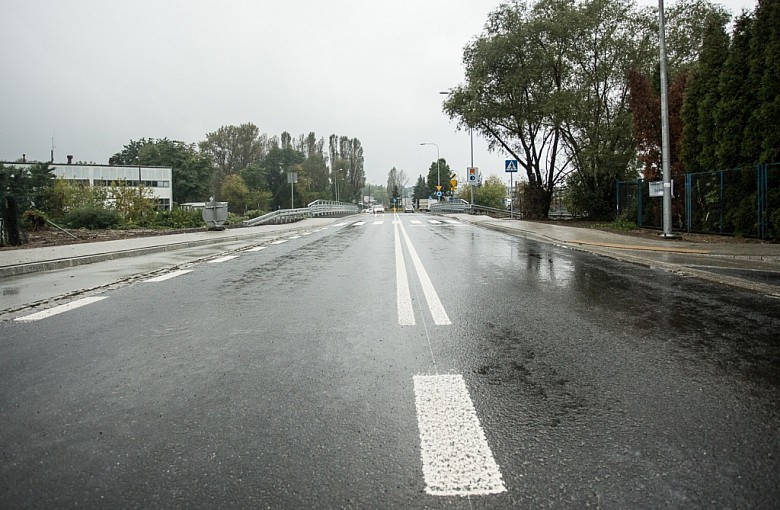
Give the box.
[474,175,507,209]
[46,178,109,219]
[412,175,428,201]
[425,159,451,198]
[301,152,330,193]
[714,13,755,168]
[386,167,408,201]
[746,0,780,164]
[329,135,366,202]
[262,147,305,209]
[561,0,646,219]
[444,0,572,218]
[199,123,267,175]
[221,174,251,213]
[662,0,731,71]
[109,181,156,225]
[681,13,731,173]
[0,163,56,216]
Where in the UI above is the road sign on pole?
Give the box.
[467,167,478,185]
[505,160,519,173]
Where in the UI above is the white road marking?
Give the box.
[332,223,347,227]
[398,222,451,325]
[353,221,366,226]
[208,255,239,263]
[288,235,301,239]
[302,232,312,236]
[247,246,266,252]
[15,296,108,322]
[373,220,384,225]
[428,220,443,224]
[394,222,415,325]
[444,220,460,225]
[270,239,288,245]
[144,269,192,282]
[410,220,423,224]
[413,374,506,496]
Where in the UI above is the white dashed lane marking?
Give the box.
[247,246,266,252]
[413,374,506,496]
[208,255,239,263]
[15,296,108,322]
[144,269,192,282]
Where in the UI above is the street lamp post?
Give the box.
[440,90,474,204]
[658,0,675,238]
[420,142,440,200]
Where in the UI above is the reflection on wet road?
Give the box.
[1,215,778,508]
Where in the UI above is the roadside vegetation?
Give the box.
[3,0,778,245]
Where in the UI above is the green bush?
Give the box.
[65,207,122,229]
[23,209,48,231]
[155,207,203,228]
[243,209,266,220]
[594,215,637,232]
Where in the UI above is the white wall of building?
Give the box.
[2,162,173,210]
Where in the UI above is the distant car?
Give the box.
[404,204,414,213]
[373,205,385,213]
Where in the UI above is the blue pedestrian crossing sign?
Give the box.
[505,160,519,173]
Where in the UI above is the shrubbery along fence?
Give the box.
[617,164,779,239]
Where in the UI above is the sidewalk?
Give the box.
[453,214,780,296]
[2,214,779,296]
[0,220,324,278]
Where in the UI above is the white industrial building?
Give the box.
[1,160,173,210]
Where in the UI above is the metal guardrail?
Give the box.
[430,200,524,219]
[243,200,359,226]
[430,200,469,213]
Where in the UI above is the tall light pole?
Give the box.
[420,142,440,200]
[658,0,674,238]
[440,90,474,204]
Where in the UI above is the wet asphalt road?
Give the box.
[1,214,779,508]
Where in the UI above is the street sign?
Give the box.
[450,179,457,189]
[505,160,519,173]
[649,179,674,198]
[435,185,442,191]
[467,167,478,185]
[436,191,442,197]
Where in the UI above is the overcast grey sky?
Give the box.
[0,0,756,187]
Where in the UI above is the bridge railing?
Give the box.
[243,200,359,226]
[429,200,523,219]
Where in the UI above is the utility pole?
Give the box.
[658,0,675,238]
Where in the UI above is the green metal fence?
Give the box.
[616,164,779,239]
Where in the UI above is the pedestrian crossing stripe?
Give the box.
[348,219,462,227]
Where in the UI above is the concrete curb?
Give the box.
[0,237,227,278]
